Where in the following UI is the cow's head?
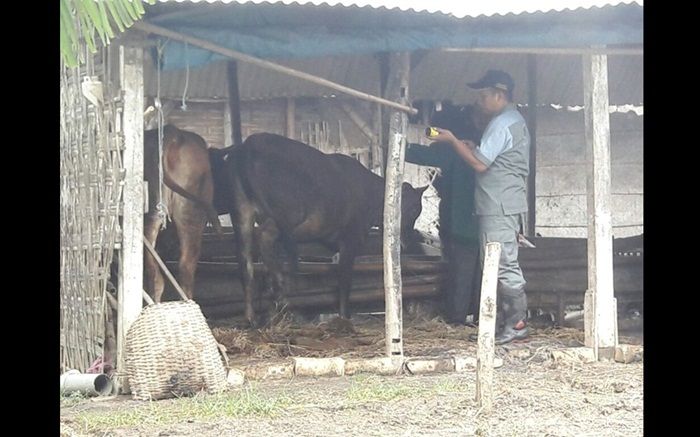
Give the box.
[400,183,429,246]
[430,102,486,143]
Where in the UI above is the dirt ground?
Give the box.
[60,314,643,436]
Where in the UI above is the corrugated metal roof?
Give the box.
[141,0,642,105]
[153,0,643,18]
[146,50,642,106]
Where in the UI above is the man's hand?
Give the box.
[425,127,457,144]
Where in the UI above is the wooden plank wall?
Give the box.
[535,108,642,238]
[167,101,227,148]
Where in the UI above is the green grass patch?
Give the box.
[60,391,88,408]
[72,387,290,433]
[431,377,469,394]
[346,374,424,403]
[345,374,470,405]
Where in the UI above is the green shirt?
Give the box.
[405,142,478,243]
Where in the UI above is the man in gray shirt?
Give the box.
[427,70,530,345]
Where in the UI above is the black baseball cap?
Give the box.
[467,69,515,94]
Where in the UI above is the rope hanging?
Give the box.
[155,40,170,229]
[181,41,189,111]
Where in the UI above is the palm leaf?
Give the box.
[61,0,155,68]
[96,1,115,39]
[105,0,126,33]
[112,0,135,29]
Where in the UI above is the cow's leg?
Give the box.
[281,236,299,299]
[144,213,166,302]
[172,204,207,300]
[258,218,287,306]
[232,203,257,326]
[337,238,361,319]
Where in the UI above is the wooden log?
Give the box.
[345,357,402,375]
[242,362,294,381]
[293,357,345,377]
[117,44,145,394]
[405,357,455,374]
[583,52,618,350]
[197,283,440,318]
[476,242,501,413]
[176,258,445,275]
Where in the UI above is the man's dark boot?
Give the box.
[495,320,529,345]
[468,309,504,342]
[494,288,529,345]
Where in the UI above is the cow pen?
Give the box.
[61,1,644,436]
[157,229,642,326]
[152,227,642,377]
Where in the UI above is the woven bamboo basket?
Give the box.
[125,300,227,400]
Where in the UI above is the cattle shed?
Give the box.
[59,0,643,391]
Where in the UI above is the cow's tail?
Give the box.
[162,172,223,236]
[232,142,256,203]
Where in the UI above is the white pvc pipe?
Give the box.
[60,370,113,397]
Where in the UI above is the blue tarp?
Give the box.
[144,3,643,70]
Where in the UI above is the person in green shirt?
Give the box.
[405,102,486,326]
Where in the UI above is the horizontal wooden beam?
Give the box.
[133,21,418,115]
[441,47,643,56]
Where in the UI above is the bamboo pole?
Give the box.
[132,21,417,115]
[142,235,189,301]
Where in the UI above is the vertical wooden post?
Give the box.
[227,61,243,145]
[383,51,409,361]
[526,54,538,237]
[374,52,391,176]
[583,52,618,352]
[286,97,295,139]
[372,102,384,175]
[223,104,232,147]
[117,45,145,393]
[476,242,501,413]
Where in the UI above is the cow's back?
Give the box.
[144,125,214,213]
[235,133,382,242]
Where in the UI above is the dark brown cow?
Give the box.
[220,133,427,324]
[143,125,222,302]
